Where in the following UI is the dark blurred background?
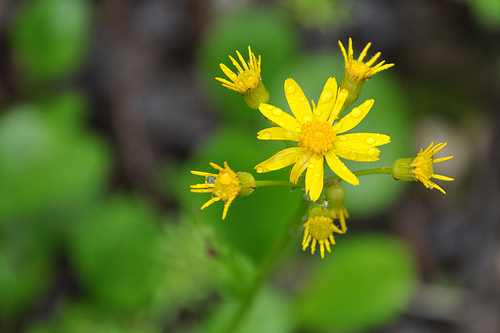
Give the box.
[1,0,499,332]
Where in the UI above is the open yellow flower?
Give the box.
[191,162,256,219]
[215,46,269,109]
[255,77,391,201]
[392,142,454,194]
[302,207,344,259]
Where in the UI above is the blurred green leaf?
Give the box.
[150,215,255,319]
[201,287,293,333]
[197,7,298,122]
[27,302,159,333]
[457,0,500,29]
[281,0,351,29]
[0,102,111,223]
[294,233,417,332]
[69,195,161,312]
[0,219,53,320]
[10,0,93,83]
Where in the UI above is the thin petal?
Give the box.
[255,147,304,173]
[236,50,249,71]
[338,40,348,62]
[333,99,374,134]
[315,77,338,122]
[325,151,359,185]
[257,127,300,141]
[358,42,372,62]
[348,38,354,60]
[218,63,237,81]
[200,197,218,210]
[433,156,454,163]
[328,89,348,123]
[228,55,244,74]
[190,188,214,193]
[191,171,217,177]
[258,103,302,132]
[290,152,312,183]
[305,154,324,201]
[284,78,313,123]
[432,174,454,181]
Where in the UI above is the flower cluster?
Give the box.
[191,40,454,258]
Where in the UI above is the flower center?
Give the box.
[347,60,370,79]
[236,70,261,93]
[412,157,434,181]
[299,121,336,155]
[308,216,335,241]
[213,171,240,202]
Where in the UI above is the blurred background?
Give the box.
[1,0,499,332]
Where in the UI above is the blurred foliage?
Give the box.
[294,234,417,331]
[455,0,500,30]
[4,0,471,331]
[10,0,93,84]
[280,0,352,29]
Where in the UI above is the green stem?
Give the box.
[255,180,296,187]
[255,167,392,189]
[224,198,310,333]
[324,166,391,184]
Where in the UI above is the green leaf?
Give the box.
[10,0,93,82]
[0,103,111,223]
[68,195,161,312]
[0,228,53,320]
[201,287,293,333]
[294,233,417,332]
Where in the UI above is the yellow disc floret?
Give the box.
[299,121,337,155]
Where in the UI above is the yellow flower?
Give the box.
[302,206,343,259]
[191,162,256,219]
[338,38,394,110]
[339,37,394,82]
[254,77,391,202]
[215,46,269,109]
[392,142,454,194]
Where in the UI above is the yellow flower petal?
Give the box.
[333,99,374,134]
[325,150,359,185]
[337,133,391,146]
[333,143,381,161]
[255,147,303,173]
[257,127,300,141]
[218,63,238,81]
[229,54,245,73]
[305,154,324,201]
[284,78,313,123]
[258,103,302,132]
[328,89,348,124]
[315,77,338,122]
[432,174,454,181]
[290,152,312,183]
